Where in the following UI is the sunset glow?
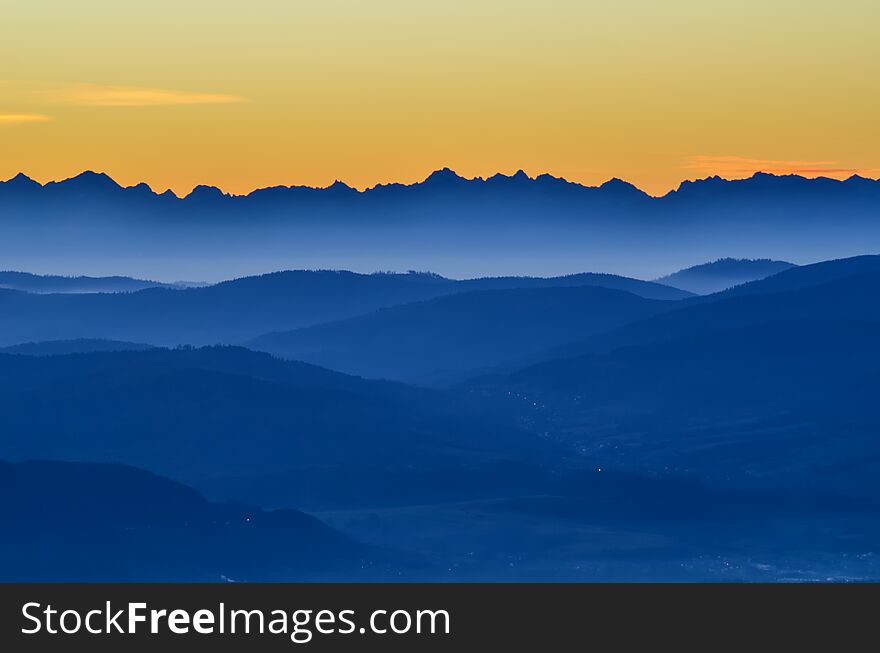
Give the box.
[2,0,878,196]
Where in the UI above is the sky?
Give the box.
[1,0,878,197]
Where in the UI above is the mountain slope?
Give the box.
[0,346,559,509]
[470,271,880,501]
[534,257,880,362]
[709,254,880,299]
[247,285,678,383]
[656,258,796,295]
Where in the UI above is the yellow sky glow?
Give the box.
[1,0,878,196]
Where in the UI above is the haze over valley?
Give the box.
[2,248,879,580]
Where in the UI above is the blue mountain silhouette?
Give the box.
[2,169,879,279]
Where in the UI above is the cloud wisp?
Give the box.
[0,113,52,125]
[685,155,858,177]
[55,84,245,107]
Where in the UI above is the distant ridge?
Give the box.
[2,168,877,201]
[0,271,202,294]
[0,338,154,356]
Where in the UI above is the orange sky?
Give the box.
[1,1,878,196]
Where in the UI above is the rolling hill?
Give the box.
[0,268,687,347]
[655,258,796,295]
[247,285,679,383]
[0,346,560,509]
[529,255,880,362]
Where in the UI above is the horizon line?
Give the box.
[2,167,878,201]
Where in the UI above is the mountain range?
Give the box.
[2,170,879,280]
[4,168,878,204]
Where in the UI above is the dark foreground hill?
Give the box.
[4,459,877,581]
[248,285,677,383]
[0,346,559,509]
[0,459,373,581]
